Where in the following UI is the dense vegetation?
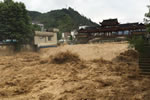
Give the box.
[0,0,33,50]
[129,6,150,53]
[28,7,98,32]
[145,6,150,32]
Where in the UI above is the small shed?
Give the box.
[34,31,57,48]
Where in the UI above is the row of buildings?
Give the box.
[0,18,147,51]
[33,18,148,47]
[76,19,147,43]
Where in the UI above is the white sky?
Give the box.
[1,0,150,24]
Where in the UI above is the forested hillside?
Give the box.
[28,7,98,32]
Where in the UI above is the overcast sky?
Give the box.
[1,0,150,24]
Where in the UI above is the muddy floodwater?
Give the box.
[0,42,150,100]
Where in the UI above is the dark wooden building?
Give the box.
[76,19,147,43]
[100,19,119,27]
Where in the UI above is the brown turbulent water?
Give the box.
[0,42,149,100]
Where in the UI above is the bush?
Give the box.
[128,36,145,53]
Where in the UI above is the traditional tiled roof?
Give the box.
[78,22,146,33]
[100,19,119,26]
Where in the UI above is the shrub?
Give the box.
[128,36,145,53]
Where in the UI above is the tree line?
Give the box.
[0,0,33,50]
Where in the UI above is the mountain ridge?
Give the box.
[28,7,99,32]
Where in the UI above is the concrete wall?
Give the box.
[0,44,13,56]
[34,31,57,47]
[0,44,34,56]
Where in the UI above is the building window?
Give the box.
[124,30,129,35]
[118,31,123,35]
[48,36,51,41]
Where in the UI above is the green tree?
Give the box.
[0,0,33,50]
[129,5,150,53]
[32,24,41,31]
[128,36,145,52]
[57,32,62,40]
[145,6,150,32]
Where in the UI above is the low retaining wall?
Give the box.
[0,44,35,56]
